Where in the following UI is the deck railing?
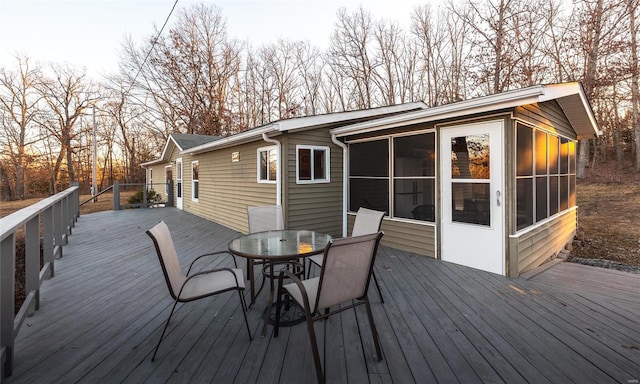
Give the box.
[0,186,79,379]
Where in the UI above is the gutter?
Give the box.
[262,132,282,206]
[331,133,348,237]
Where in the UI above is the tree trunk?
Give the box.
[630,0,640,171]
[577,139,590,179]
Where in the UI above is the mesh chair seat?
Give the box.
[179,269,245,301]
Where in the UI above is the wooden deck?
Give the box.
[6,208,640,383]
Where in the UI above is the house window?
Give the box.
[516,122,576,231]
[348,131,436,222]
[192,161,199,201]
[148,169,153,189]
[165,166,172,195]
[296,145,330,183]
[258,146,277,183]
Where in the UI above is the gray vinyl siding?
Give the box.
[514,101,577,139]
[284,130,344,237]
[187,141,277,234]
[508,208,577,277]
[347,214,437,257]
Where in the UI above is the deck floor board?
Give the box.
[5,208,640,383]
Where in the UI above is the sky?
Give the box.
[0,0,429,79]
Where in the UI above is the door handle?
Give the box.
[496,190,501,207]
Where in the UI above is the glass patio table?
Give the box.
[228,229,332,336]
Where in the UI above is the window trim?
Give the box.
[191,160,199,202]
[296,145,330,184]
[257,146,278,184]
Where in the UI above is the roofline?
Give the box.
[331,83,598,139]
[183,102,427,154]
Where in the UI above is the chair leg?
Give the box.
[274,279,283,337]
[305,314,324,384]
[364,298,383,361]
[372,270,384,303]
[152,299,180,361]
[238,290,252,341]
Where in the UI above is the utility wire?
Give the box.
[123,0,179,100]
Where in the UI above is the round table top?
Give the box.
[228,229,332,260]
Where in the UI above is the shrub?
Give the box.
[127,189,162,205]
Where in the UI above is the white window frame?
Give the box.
[257,146,278,184]
[296,145,330,184]
[148,169,153,189]
[191,161,199,202]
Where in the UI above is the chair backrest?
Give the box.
[352,207,385,236]
[315,232,383,311]
[146,221,186,300]
[247,205,284,233]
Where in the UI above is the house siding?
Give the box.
[509,208,577,276]
[284,130,344,237]
[347,215,437,257]
[514,101,577,139]
[187,141,277,234]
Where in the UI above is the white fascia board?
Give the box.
[182,125,276,154]
[332,86,546,137]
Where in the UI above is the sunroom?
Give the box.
[332,82,598,277]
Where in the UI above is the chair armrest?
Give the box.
[187,251,238,275]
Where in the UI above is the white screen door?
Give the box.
[440,121,504,275]
[176,158,183,210]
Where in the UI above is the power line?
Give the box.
[123,0,179,100]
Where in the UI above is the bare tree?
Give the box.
[294,42,325,116]
[629,0,640,171]
[373,19,413,105]
[121,3,243,136]
[452,0,527,94]
[575,0,628,177]
[329,6,378,109]
[0,56,43,199]
[37,64,97,191]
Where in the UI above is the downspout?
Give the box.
[331,133,348,237]
[262,132,282,206]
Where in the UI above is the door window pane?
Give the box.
[517,178,533,230]
[349,178,389,213]
[394,179,435,222]
[517,125,533,176]
[451,183,490,226]
[451,134,490,179]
